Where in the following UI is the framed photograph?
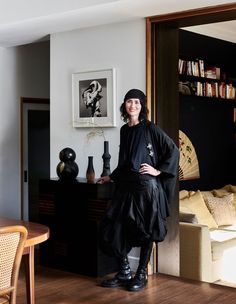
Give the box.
[72,68,116,127]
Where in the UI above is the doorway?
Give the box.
[146,2,236,284]
[21,98,50,221]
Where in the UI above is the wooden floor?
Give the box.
[17,267,236,304]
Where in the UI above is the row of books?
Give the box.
[179,81,236,99]
[178,59,221,80]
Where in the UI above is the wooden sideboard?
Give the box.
[38,178,118,277]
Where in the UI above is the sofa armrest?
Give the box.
[180,222,213,282]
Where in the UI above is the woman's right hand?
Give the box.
[96,175,111,184]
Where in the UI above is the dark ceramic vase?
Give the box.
[86,156,95,183]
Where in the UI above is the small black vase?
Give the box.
[86,156,95,183]
[101,141,111,177]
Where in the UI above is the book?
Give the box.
[219,82,225,98]
[198,59,205,78]
[205,66,220,80]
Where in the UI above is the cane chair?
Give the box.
[0,225,27,304]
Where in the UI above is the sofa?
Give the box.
[179,184,236,283]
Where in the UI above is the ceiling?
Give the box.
[0,0,236,47]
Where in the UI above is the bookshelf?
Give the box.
[179,30,236,100]
[179,30,236,190]
[178,57,236,99]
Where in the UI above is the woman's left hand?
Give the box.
[139,163,161,176]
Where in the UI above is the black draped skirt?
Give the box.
[99,173,169,257]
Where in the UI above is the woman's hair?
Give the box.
[120,89,149,122]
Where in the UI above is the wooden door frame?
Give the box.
[146,2,236,277]
[20,97,49,220]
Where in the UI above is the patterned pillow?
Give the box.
[204,193,236,226]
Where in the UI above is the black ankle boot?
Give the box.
[127,268,147,292]
[127,241,153,292]
[101,257,132,288]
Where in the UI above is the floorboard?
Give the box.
[17,267,236,304]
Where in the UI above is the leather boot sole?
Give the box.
[127,279,147,292]
[101,277,131,288]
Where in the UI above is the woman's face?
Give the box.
[125,98,142,118]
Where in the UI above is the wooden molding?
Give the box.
[146,18,152,120]
[147,3,236,26]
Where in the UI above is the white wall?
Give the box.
[0,41,49,219]
[0,47,21,218]
[50,19,146,178]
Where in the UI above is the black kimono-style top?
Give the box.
[110,119,179,204]
[118,122,154,172]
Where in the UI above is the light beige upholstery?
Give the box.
[179,185,236,283]
[180,222,212,282]
[0,226,27,304]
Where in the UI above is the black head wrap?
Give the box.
[124,89,146,104]
[120,88,148,122]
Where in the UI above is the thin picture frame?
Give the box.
[72,68,116,127]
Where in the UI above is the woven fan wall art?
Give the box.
[179,130,200,180]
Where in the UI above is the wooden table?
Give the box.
[0,217,49,304]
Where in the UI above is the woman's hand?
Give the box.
[139,163,161,176]
[96,175,111,184]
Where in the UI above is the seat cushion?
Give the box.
[210,229,236,261]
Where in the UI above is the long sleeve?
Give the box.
[149,122,179,203]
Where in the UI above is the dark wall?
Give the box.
[179,30,236,191]
[180,96,235,190]
[179,29,236,77]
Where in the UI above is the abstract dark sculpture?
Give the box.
[101,141,111,177]
[56,147,79,181]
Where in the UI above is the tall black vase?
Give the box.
[101,141,111,177]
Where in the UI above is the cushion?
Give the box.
[179,190,189,200]
[228,184,236,193]
[179,190,218,229]
[223,184,236,193]
[212,185,236,211]
[214,184,236,193]
[213,188,230,198]
[179,211,198,224]
[204,193,236,226]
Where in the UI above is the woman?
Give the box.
[97,89,179,292]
